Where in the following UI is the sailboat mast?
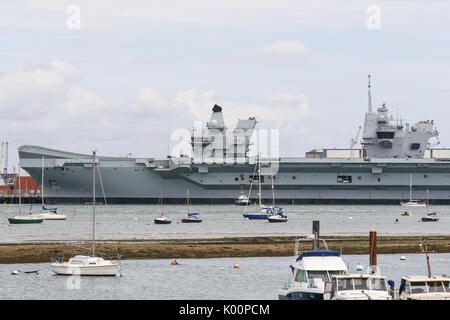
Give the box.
[409,174,412,201]
[18,164,21,216]
[42,156,45,207]
[258,154,262,207]
[271,175,275,207]
[92,151,96,257]
[186,189,190,214]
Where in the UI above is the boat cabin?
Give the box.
[325,274,391,300]
[398,276,450,300]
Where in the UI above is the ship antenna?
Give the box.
[368,74,373,113]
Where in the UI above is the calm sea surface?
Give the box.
[1,253,449,300]
[1,203,449,300]
[0,203,449,242]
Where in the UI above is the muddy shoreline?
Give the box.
[1,235,449,264]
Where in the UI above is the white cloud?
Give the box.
[60,86,105,117]
[256,40,309,57]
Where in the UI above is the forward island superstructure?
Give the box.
[18,78,450,204]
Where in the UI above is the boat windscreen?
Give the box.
[370,278,387,291]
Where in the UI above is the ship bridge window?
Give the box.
[337,175,352,183]
[377,131,395,139]
[410,143,420,150]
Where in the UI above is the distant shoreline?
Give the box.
[1,235,449,264]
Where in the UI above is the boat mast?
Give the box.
[186,189,190,214]
[368,74,373,113]
[420,238,433,278]
[42,156,45,207]
[92,151,96,257]
[271,174,275,207]
[409,174,412,202]
[18,163,21,216]
[258,153,262,207]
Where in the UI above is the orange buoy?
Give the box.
[233,264,240,269]
[171,260,178,265]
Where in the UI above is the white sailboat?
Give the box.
[51,151,120,276]
[35,156,66,220]
[400,174,425,207]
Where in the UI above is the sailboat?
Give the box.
[50,151,120,276]
[243,154,273,220]
[181,190,202,223]
[154,194,171,224]
[35,156,66,220]
[268,175,288,223]
[421,190,439,222]
[400,174,425,207]
[8,164,43,224]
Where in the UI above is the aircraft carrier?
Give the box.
[18,78,450,204]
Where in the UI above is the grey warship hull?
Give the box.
[18,145,450,204]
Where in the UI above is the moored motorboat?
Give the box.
[234,192,249,206]
[279,248,348,300]
[398,238,450,300]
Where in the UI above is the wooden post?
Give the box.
[313,221,320,250]
[369,231,377,273]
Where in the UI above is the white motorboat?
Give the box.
[398,238,450,300]
[279,244,348,300]
[51,151,120,276]
[234,192,249,205]
[324,274,392,300]
[398,276,450,300]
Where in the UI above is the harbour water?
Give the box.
[1,253,449,300]
[0,203,449,242]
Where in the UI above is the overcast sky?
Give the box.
[1,1,450,174]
